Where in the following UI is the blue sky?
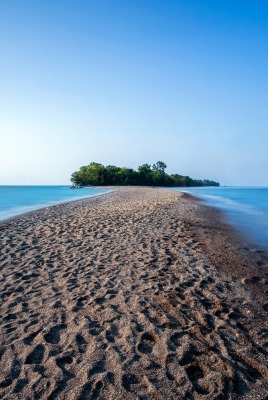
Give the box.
[0,0,267,185]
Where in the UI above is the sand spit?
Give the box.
[0,188,267,399]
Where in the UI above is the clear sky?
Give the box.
[0,0,267,185]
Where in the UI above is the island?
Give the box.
[71,161,220,187]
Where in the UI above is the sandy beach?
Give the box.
[0,188,267,399]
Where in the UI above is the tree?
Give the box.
[152,161,167,174]
[85,163,105,185]
[151,161,167,185]
[137,164,153,185]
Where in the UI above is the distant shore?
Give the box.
[0,188,267,399]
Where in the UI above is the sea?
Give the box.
[0,186,110,222]
[172,187,268,250]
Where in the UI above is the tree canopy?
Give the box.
[71,162,220,187]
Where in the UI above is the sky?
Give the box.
[0,0,268,185]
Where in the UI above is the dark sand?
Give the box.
[0,188,267,399]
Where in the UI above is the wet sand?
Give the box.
[0,188,267,399]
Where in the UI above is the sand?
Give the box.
[0,187,267,399]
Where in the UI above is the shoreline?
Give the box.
[177,192,268,305]
[0,189,114,226]
[0,187,267,398]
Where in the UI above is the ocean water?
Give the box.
[172,187,268,250]
[0,186,110,221]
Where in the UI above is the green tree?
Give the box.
[152,161,167,174]
[137,163,153,185]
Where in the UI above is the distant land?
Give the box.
[71,161,220,187]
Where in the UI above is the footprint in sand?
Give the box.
[137,332,156,354]
[122,373,139,392]
[23,329,42,345]
[186,364,209,395]
[169,332,185,348]
[76,333,87,353]
[44,324,66,344]
[25,344,45,364]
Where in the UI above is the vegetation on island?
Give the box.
[71,161,219,187]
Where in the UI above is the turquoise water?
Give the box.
[0,186,110,221]
[172,187,268,250]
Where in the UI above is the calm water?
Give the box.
[0,186,110,221]
[172,187,268,250]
